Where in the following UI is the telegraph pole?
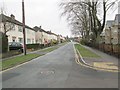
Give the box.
[118,24,120,58]
[22,0,26,55]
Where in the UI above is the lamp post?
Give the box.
[22,0,26,55]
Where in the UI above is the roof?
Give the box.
[51,32,58,36]
[34,26,58,36]
[33,26,48,33]
[0,14,35,31]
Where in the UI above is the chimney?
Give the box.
[39,26,41,29]
[10,14,15,19]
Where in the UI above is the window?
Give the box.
[32,39,34,43]
[27,39,31,44]
[6,22,15,31]
[18,38,23,43]
[27,29,30,34]
[27,29,33,35]
[18,26,22,32]
[12,24,15,31]
[11,42,17,46]
[12,36,16,42]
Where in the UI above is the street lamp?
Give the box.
[22,0,26,55]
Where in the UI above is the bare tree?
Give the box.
[60,0,90,40]
[60,0,118,43]
[0,7,15,35]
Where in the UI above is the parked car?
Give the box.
[9,42,23,53]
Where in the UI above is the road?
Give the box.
[1,42,118,88]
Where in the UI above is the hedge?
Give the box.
[26,44,44,50]
[0,32,8,53]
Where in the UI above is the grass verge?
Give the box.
[0,54,41,71]
[75,44,100,58]
[0,42,68,71]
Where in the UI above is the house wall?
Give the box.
[111,26,118,44]
[105,27,119,44]
[52,34,57,40]
[47,34,51,43]
[42,32,49,44]
[49,34,57,41]
[35,31,43,44]
[105,28,111,44]
[35,31,51,45]
[26,28,35,44]
[0,23,4,33]
[7,25,23,43]
[0,22,36,44]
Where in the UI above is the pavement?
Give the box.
[76,44,119,71]
[0,42,118,88]
[2,43,65,61]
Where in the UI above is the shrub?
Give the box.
[80,39,89,45]
[0,32,8,53]
[80,39,85,45]
[53,40,58,44]
[50,40,58,45]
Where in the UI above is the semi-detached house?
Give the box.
[34,26,49,45]
[34,26,58,45]
[47,31,58,42]
[0,14,65,46]
[0,14,35,44]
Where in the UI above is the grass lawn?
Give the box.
[0,54,41,71]
[75,44,100,58]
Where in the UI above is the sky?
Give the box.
[0,0,71,37]
[0,0,119,37]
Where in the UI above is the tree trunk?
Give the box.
[101,2,106,32]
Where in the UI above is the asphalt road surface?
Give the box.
[1,42,118,88]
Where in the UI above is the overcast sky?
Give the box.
[0,0,71,37]
[0,0,119,37]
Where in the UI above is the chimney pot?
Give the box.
[10,14,15,19]
[40,26,41,29]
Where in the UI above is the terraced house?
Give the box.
[0,14,36,44]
